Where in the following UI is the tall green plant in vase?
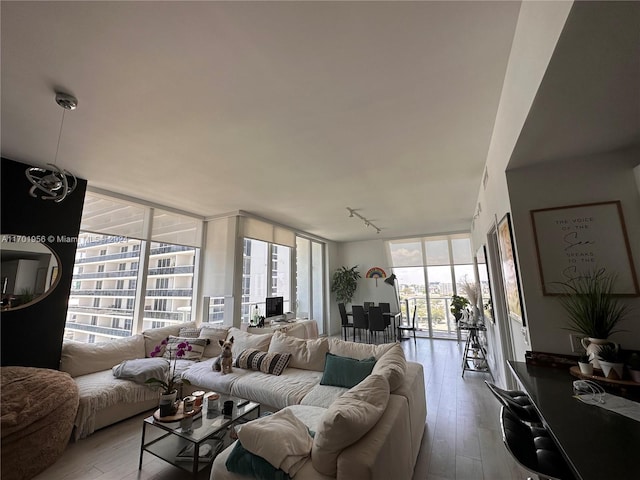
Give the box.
[331,266,361,304]
[554,269,630,369]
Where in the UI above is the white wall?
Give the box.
[336,239,398,308]
[471,1,573,385]
[507,148,640,353]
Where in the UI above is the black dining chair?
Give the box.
[367,306,387,343]
[363,301,374,313]
[338,302,354,341]
[397,305,417,344]
[500,407,576,480]
[378,302,392,337]
[351,305,369,343]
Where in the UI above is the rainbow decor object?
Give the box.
[365,267,387,279]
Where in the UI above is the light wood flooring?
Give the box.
[35,338,529,480]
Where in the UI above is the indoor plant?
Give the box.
[597,343,624,380]
[450,294,470,322]
[554,270,630,368]
[331,265,361,304]
[577,354,593,375]
[145,337,192,413]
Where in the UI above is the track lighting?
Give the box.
[346,207,381,234]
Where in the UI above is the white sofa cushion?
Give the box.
[199,326,230,358]
[328,338,394,360]
[300,384,348,408]
[143,321,196,357]
[268,331,329,371]
[371,342,407,392]
[60,335,145,377]
[311,374,390,476]
[226,327,273,355]
[181,358,251,395]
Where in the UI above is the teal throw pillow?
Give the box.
[320,353,376,388]
[225,440,290,480]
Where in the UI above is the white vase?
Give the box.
[581,337,612,369]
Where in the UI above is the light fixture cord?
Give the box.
[53,108,66,166]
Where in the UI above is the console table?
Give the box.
[241,318,319,339]
[508,360,640,480]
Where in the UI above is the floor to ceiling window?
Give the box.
[387,233,476,339]
[295,236,325,334]
[65,192,202,342]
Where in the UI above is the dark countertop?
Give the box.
[508,361,640,480]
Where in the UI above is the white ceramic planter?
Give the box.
[581,338,613,369]
[578,361,594,376]
[599,361,624,380]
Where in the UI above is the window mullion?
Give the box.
[132,208,153,334]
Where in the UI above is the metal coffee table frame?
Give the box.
[139,395,260,477]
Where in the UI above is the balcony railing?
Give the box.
[145,289,193,297]
[65,322,132,337]
[72,270,138,280]
[67,306,134,316]
[71,289,136,297]
[147,266,194,276]
[142,310,189,320]
[75,251,140,264]
[149,245,194,255]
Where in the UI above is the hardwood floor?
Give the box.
[35,338,529,480]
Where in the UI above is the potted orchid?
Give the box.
[145,337,192,413]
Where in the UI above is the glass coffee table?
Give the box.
[139,395,260,478]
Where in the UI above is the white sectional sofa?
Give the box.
[59,323,427,479]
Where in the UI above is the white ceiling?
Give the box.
[1,1,523,242]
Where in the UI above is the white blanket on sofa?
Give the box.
[112,358,168,384]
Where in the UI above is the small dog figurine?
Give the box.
[213,337,234,375]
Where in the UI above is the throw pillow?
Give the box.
[199,327,230,358]
[60,335,145,377]
[234,349,292,376]
[225,440,290,480]
[328,337,394,360]
[371,342,406,391]
[163,336,208,361]
[143,321,196,357]
[312,374,390,476]
[237,408,313,476]
[178,326,202,338]
[268,332,329,371]
[320,353,376,388]
[227,327,273,354]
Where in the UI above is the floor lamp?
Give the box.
[384,274,401,314]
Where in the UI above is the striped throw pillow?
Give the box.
[234,349,292,376]
[163,336,208,361]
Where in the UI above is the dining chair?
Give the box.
[338,302,354,341]
[397,305,417,343]
[378,302,391,338]
[351,305,369,343]
[367,306,387,343]
[363,301,374,313]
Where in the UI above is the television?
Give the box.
[265,296,284,318]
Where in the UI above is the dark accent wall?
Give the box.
[1,157,86,369]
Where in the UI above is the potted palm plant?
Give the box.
[554,270,630,369]
[331,266,361,304]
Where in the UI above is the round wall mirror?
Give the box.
[1,235,60,311]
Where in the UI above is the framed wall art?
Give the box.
[497,213,526,325]
[530,201,639,295]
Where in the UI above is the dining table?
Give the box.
[508,360,640,480]
[346,308,402,342]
